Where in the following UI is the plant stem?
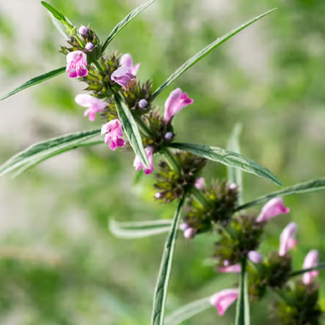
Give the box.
[163,149,181,174]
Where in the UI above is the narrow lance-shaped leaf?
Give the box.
[41,1,73,29]
[236,178,325,212]
[0,67,66,101]
[102,0,156,52]
[152,8,276,99]
[165,297,212,325]
[168,142,282,187]
[114,93,149,169]
[151,197,186,325]
[227,124,243,205]
[0,129,102,178]
[289,262,325,278]
[235,258,250,325]
[109,219,172,239]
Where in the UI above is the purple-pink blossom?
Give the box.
[120,53,140,76]
[75,94,107,122]
[195,177,205,190]
[279,222,297,256]
[303,250,319,285]
[164,88,194,124]
[111,66,136,89]
[248,251,262,264]
[210,289,239,316]
[256,198,290,223]
[184,228,196,239]
[66,51,88,78]
[133,146,155,175]
[218,264,241,273]
[101,119,126,151]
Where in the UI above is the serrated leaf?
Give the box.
[0,67,66,101]
[102,0,156,52]
[236,178,325,212]
[165,297,211,325]
[109,219,172,239]
[152,8,276,99]
[290,262,325,277]
[168,142,282,187]
[114,93,149,169]
[227,124,243,205]
[41,1,68,25]
[0,130,102,177]
[151,197,185,325]
[235,258,250,325]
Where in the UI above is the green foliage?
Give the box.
[41,1,73,30]
[169,142,282,186]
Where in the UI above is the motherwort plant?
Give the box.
[1,1,325,324]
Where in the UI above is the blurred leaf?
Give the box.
[236,178,325,211]
[0,67,66,101]
[109,219,172,239]
[151,197,185,325]
[152,8,277,99]
[165,297,211,325]
[102,0,156,52]
[290,262,325,277]
[235,258,250,325]
[0,130,102,177]
[168,142,282,187]
[114,93,149,169]
[227,124,243,205]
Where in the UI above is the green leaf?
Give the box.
[289,262,325,277]
[151,197,185,325]
[227,124,243,205]
[102,0,156,52]
[236,178,325,211]
[168,142,282,187]
[165,297,211,325]
[0,67,66,101]
[114,93,149,169]
[152,8,277,99]
[0,130,102,177]
[41,1,69,25]
[49,13,69,39]
[109,219,172,239]
[235,258,250,325]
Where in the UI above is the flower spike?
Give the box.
[101,119,126,151]
[66,51,88,78]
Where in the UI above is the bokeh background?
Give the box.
[0,0,325,324]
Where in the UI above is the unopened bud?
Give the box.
[248,251,262,264]
[184,228,196,239]
[229,183,237,191]
[85,42,94,51]
[154,192,161,199]
[139,99,148,109]
[179,223,189,231]
[79,25,89,36]
[165,132,173,140]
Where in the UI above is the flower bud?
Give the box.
[179,223,189,231]
[184,228,196,239]
[154,192,161,199]
[139,99,148,109]
[79,25,89,36]
[164,132,173,140]
[248,251,262,264]
[229,183,237,191]
[85,42,95,51]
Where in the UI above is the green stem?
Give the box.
[163,149,181,175]
[93,60,104,74]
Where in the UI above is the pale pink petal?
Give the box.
[248,251,262,264]
[102,119,125,151]
[303,250,319,285]
[120,54,133,68]
[210,289,239,316]
[131,63,140,76]
[279,222,297,256]
[133,146,155,175]
[195,177,205,190]
[218,264,241,273]
[256,198,290,223]
[184,228,196,239]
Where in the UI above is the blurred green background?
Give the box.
[0,0,325,324]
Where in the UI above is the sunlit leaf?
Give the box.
[151,197,185,325]
[169,142,282,187]
[0,67,66,101]
[152,8,277,99]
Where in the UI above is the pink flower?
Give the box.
[303,250,319,285]
[101,119,126,151]
[79,25,89,36]
[195,177,205,190]
[248,251,262,264]
[256,198,290,223]
[279,222,297,256]
[133,147,155,175]
[164,88,194,124]
[75,94,107,122]
[111,66,136,89]
[66,51,88,78]
[120,53,140,76]
[218,264,241,273]
[184,228,196,239]
[210,289,239,316]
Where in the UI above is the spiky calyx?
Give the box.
[154,152,206,203]
[213,215,264,266]
[276,281,322,325]
[183,181,239,235]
